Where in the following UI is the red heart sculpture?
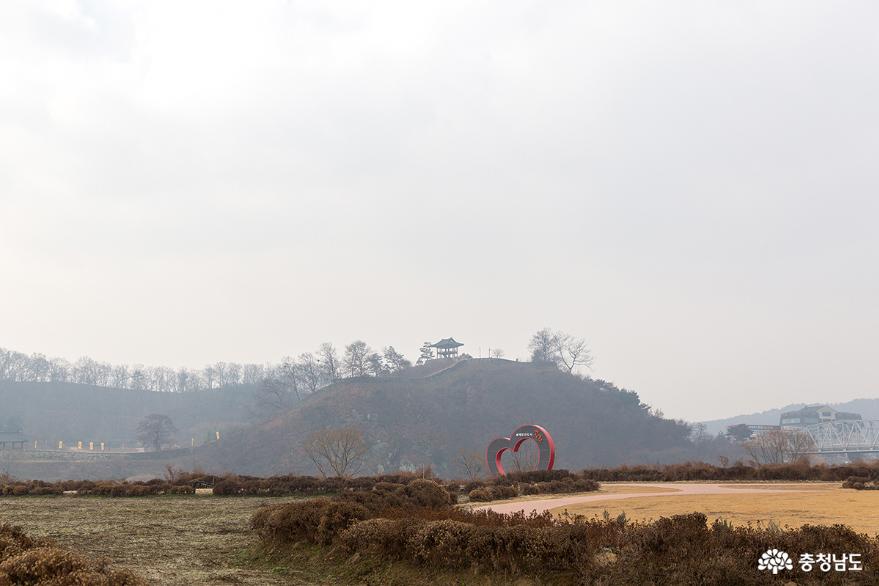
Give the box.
[486,424,555,477]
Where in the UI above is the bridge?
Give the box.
[799,420,879,456]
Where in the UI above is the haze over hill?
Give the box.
[0,381,254,447]
[200,358,725,477]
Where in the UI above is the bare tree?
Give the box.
[129,366,148,391]
[529,328,561,365]
[136,414,177,451]
[241,363,265,385]
[277,357,302,401]
[456,449,485,481]
[490,348,505,359]
[787,430,816,460]
[344,340,370,377]
[253,362,299,420]
[511,441,540,473]
[110,364,129,389]
[554,333,592,374]
[318,343,340,382]
[48,358,70,382]
[528,328,592,373]
[744,429,814,465]
[297,353,321,394]
[303,427,368,478]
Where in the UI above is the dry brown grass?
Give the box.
[0,496,311,585]
[552,482,879,534]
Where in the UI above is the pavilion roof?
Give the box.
[431,337,463,349]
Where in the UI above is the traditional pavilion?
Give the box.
[430,337,464,358]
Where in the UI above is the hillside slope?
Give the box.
[0,381,256,446]
[206,359,694,477]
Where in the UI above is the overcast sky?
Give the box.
[2,1,878,421]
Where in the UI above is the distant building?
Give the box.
[0,431,27,450]
[430,337,464,359]
[779,405,861,429]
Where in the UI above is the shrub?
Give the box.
[0,525,144,585]
[253,474,879,583]
[467,488,494,502]
[402,479,452,508]
[252,499,370,545]
[407,520,476,567]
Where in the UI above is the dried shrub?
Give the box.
[0,525,144,585]
[401,479,452,508]
[252,499,370,545]
[255,476,879,584]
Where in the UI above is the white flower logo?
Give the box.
[758,549,793,574]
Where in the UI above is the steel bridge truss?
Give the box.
[800,420,879,455]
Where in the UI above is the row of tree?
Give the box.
[1,329,592,396]
[251,343,411,419]
[0,341,410,394]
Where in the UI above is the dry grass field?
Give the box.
[552,482,879,534]
[2,482,876,585]
[0,495,313,585]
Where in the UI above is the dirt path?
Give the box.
[473,483,829,515]
[0,496,312,585]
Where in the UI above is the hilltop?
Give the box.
[205,358,696,477]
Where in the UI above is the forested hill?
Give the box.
[206,359,696,477]
[0,381,254,446]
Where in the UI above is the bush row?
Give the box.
[339,513,879,584]
[252,479,879,584]
[843,476,879,490]
[0,480,195,497]
[468,477,600,502]
[579,460,879,482]
[0,470,446,498]
[0,523,144,585]
[6,459,877,498]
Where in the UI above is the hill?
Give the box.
[0,381,256,446]
[204,359,697,477]
[702,398,879,435]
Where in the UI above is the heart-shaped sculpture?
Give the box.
[486,424,555,477]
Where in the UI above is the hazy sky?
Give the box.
[2,1,878,421]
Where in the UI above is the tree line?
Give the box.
[1,328,592,396]
[0,341,410,395]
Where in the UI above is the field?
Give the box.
[548,482,879,534]
[0,495,307,585]
[2,482,877,585]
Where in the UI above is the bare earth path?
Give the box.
[473,483,830,515]
[0,495,314,585]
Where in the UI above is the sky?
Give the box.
[1,0,878,421]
